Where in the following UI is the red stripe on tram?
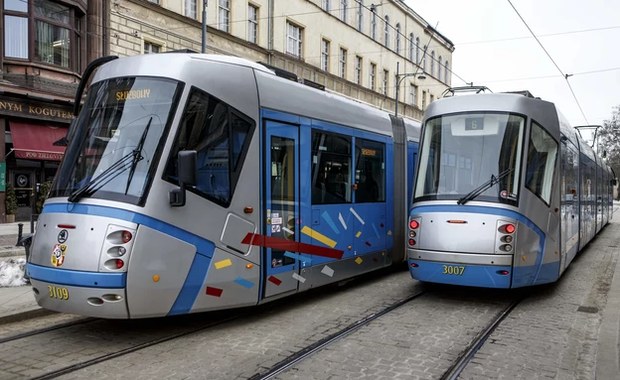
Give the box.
[242,233,344,260]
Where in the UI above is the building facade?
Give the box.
[0,0,107,222]
[110,0,454,118]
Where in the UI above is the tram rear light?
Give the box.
[408,238,416,246]
[116,259,124,269]
[409,219,419,229]
[497,270,510,276]
[121,230,133,243]
[410,262,419,268]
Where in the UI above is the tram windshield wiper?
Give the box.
[457,168,513,205]
[124,117,152,194]
[68,118,152,203]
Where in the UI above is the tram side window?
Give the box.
[164,87,254,207]
[355,139,385,203]
[311,131,352,204]
[525,121,557,204]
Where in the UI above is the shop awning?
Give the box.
[10,121,67,161]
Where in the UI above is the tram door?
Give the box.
[263,122,300,298]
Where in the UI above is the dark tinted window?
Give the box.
[311,131,352,204]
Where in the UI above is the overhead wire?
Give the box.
[506,0,589,124]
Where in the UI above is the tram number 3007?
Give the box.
[48,285,70,300]
[442,265,465,276]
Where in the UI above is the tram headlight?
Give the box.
[501,235,513,243]
[409,230,417,238]
[500,244,513,252]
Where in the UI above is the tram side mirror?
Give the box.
[169,150,197,207]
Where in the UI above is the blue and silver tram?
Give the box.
[27,53,420,318]
[407,92,614,288]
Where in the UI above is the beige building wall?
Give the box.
[108,0,454,121]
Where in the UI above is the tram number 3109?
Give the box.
[442,265,465,276]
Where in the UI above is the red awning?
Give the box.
[10,121,67,161]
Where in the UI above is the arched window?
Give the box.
[415,37,420,64]
[395,23,401,55]
[445,60,450,85]
[370,8,377,39]
[409,33,414,61]
[431,51,435,77]
[356,0,363,31]
[422,45,427,72]
[384,15,390,49]
[438,55,442,81]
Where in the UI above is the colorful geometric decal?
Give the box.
[321,265,335,277]
[234,277,254,289]
[268,275,282,286]
[292,273,306,283]
[338,212,348,230]
[350,208,365,225]
[322,211,340,234]
[206,286,223,297]
[372,223,380,238]
[284,251,312,264]
[283,226,295,235]
[300,226,337,248]
[355,231,362,238]
[355,257,363,265]
[242,233,343,259]
[214,259,233,269]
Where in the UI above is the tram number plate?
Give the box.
[442,265,465,276]
[48,285,70,300]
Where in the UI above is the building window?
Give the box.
[286,21,303,58]
[323,0,330,11]
[248,4,258,43]
[340,0,348,22]
[218,0,230,33]
[339,47,347,78]
[422,90,427,109]
[185,0,196,18]
[3,0,84,70]
[409,33,414,62]
[356,0,363,31]
[445,60,450,85]
[321,38,330,71]
[422,45,427,73]
[438,55,442,81]
[355,55,362,85]
[415,37,420,63]
[144,41,162,54]
[395,23,401,55]
[384,15,390,49]
[382,69,388,96]
[370,9,376,40]
[148,0,160,3]
[410,83,418,105]
[369,62,376,91]
[431,51,435,77]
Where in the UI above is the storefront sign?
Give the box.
[0,97,73,123]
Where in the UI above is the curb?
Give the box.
[0,308,54,325]
[596,248,620,379]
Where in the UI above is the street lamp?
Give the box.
[394,61,426,118]
[201,0,208,53]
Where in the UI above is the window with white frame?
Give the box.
[144,41,162,54]
[384,15,390,49]
[409,33,414,61]
[422,45,427,72]
[445,60,450,85]
[370,9,376,40]
[438,55,442,81]
[185,0,196,19]
[286,21,303,58]
[395,23,401,55]
[323,0,330,11]
[321,38,330,71]
[339,47,347,78]
[431,51,435,77]
[415,37,420,63]
[340,0,347,22]
[369,62,376,91]
[410,83,418,105]
[422,90,427,109]
[218,0,230,33]
[355,55,362,85]
[147,0,160,3]
[356,0,363,31]
[382,69,388,95]
[248,4,258,43]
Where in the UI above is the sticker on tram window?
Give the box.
[442,265,465,276]
[48,285,70,300]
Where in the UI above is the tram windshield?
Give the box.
[50,77,183,204]
[414,112,525,206]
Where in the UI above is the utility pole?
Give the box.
[202,0,208,53]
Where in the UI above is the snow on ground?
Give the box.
[0,258,27,287]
